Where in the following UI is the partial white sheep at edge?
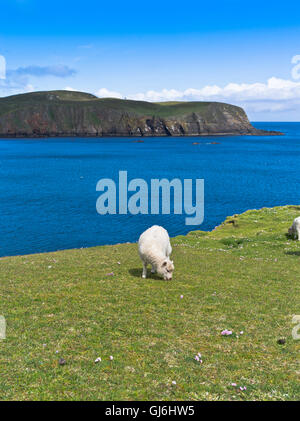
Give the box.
[288,216,300,240]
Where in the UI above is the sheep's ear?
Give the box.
[162,260,167,267]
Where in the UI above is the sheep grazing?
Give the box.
[288,216,300,240]
[138,225,174,280]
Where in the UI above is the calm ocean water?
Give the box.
[0,122,299,257]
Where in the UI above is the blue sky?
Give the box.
[1,0,300,120]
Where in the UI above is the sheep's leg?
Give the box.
[142,262,147,278]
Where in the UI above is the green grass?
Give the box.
[0,90,242,119]
[0,205,300,400]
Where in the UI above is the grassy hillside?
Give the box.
[0,90,232,118]
[0,90,274,137]
[0,205,299,400]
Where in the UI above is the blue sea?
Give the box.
[0,122,299,257]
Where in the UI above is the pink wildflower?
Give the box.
[221,329,233,336]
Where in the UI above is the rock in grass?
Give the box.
[58,358,66,366]
[277,338,286,345]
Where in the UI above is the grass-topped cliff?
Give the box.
[0,90,282,137]
[0,205,299,400]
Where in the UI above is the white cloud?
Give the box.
[25,84,34,92]
[64,86,77,91]
[93,77,300,119]
[124,77,300,103]
[95,88,123,99]
[2,74,300,118]
[0,62,76,97]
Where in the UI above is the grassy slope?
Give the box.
[0,205,299,401]
[0,90,241,119]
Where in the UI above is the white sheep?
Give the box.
[288,216,300,240]
[138,225,174,280]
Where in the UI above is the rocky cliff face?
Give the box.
[0,90,282,137]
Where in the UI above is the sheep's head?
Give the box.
[158,258,174,281]
[288,226,294,235]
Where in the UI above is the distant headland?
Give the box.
[0,90,283,138]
